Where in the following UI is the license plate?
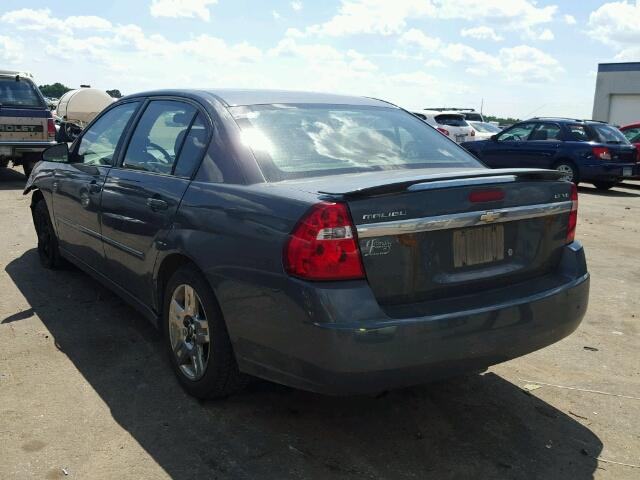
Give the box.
[623,167,632,177]
[453,225,504,267]
[455,134,466,143]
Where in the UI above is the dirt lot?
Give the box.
[0,166,638,479]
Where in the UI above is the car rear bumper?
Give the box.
[580,162,638,181]
[231,242,589,395]
[0,140,56,158]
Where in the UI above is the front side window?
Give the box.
[498,123,536,142]
[0,78,43,108]
[74,102,140,165]
[230,104,482,181]
[122,100,196,174]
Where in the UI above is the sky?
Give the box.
[0,0,638,119]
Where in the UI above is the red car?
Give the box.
[620,122,640,152]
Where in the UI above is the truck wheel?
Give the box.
[163,265,248,399]
[554,161,579,184]
[32,200,63,269]
[22,153,40,178]
[593,181,617,191]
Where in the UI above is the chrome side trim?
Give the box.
[356,201,573,238]
[407,175,517,191]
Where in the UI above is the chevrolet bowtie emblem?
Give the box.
[480,211,502,223]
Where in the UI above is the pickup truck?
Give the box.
[0,70,56,177]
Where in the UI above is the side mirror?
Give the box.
[42,143,69,163]
[490,134,498,141]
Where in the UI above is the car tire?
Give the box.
[163,265,248,399]
[554,161,579,184]
[593,181,617,191]
[32,200,63,269]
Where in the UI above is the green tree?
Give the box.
[484,115,520,126]
[38,82,71,98]
[106,89,122,98]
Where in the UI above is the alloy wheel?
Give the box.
[556,164,574,182]
[168,284,210,380]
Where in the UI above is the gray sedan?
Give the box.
[25,89,589,398]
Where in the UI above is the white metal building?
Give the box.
[592,62,640,126]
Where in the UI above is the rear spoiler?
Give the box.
[319,168,563,198]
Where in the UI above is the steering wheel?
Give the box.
[510,134,523,141]
[147,142,172,164]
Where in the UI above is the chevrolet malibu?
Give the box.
[25,90,589,398]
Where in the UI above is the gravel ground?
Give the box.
[0,166,638,480]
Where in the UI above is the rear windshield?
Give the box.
[230,104,482,181]
[434,114,468,127]
[0,78,44,108]
[591,124,630,144]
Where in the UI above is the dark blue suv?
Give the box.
[461,118,638,190]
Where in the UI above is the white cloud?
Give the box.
[0,8,113,34]
[442,43,501,70]
[460,26,503,41]
[291,1,303,11]
[0,36,23,63]
[399,28,442,51]
[538,28,554,41]
[305,0,435,36]
[425,58,445,68]
[149,0,218,21]
[564,14,577,25]
[587,1,640,59]
[269,38,375,71]
[498,45,562,82]
[65,16,113,30]
[272,10,281,20]
[303,0,556,38]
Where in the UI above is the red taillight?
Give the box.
[284,202,365,281]
[592,146,611,161]
[47,118,56,139]
[469,189,505,203]
[566,183,578,243]
[436,127,450,136]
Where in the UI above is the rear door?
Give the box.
[517,122,562,169]
[100,99,210,305]
[479,123,536,168]
[52,101,140,271]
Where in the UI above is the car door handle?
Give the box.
[146,197,168,211]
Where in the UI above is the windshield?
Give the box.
[470,121,501,133]
[592,124,630,144]
[231,104,482,181]
[463,112,483,121]
[434,114,468,127]
[622,127,640,143]
[0,78,44,108]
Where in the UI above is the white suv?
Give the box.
[410,110,475,143]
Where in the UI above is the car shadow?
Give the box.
[5,249,603,480]
[0,167,26,190]
[577,185,640,197]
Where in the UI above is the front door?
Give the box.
[100,99,209,305]
[481,122,536,168]
[52,101,140,271]
[517,122,562,169]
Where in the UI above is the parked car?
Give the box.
[412,109,475,143]
[0,70,57,176]
[468,121,502,140]
[425,107,484,122]
[620,122,640,155]
[461,117,638,190]
[26,90,589,398]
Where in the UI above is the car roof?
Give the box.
[620,122,640,129]
[525,117,612,125]
[123,88,396,108]
[0,70,34,79]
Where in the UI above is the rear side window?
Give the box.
[0,78,43,108]
[434,114,468,127]
[530,123,561,141]
[123,100,196,174]
[566,125,596,142]
[174,114,209,178]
